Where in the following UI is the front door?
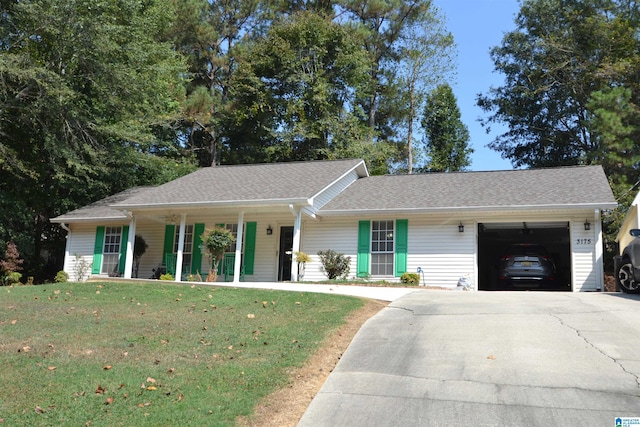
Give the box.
[278,226,294,281]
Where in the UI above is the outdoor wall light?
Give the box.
[458,222,464,233]
[266,225,273,235]
[584,219,591,231]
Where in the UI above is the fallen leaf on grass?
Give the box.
[34,406,45,414]
[146,386,157,391]
[103,365,112,370]
[247,313,255,319]
[95,385,106,395]
[487,355,496,360]
[146,377,156,383]
[104,397,114,405]
[10,320,17,325]
[48,366,56,371]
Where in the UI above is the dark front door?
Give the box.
[278,226,294,281]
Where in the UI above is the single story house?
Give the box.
[51,159,617,291]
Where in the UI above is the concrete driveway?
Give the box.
[298,291,640,427]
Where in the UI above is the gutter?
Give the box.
[317,202,619,217]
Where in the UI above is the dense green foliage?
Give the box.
[478,0,639,193]
[421,83,472,172]
[0,0,195,280]
[0,281,363,425]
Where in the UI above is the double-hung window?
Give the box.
[102,226,122,274]
[371,220,394,276]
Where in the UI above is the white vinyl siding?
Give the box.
[312,169,360,210]
[571,219,599,291]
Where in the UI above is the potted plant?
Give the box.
[294,251,311,281]
[200,227,236,282]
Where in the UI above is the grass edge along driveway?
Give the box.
[0,281,364,426]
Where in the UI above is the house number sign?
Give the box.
[576,238,592,245]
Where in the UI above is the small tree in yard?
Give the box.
[317,249,351,280]
[1,242,24,285]
[200,227,236,282]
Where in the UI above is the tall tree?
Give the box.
[477,0,640,181]
[232,11,371,161]
[340,0,436,141]
[394,6,454,173]
[421,83,472,172]
[169,0,263,167]
[0,0,190,280]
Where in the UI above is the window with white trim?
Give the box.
[371,220,394,276]
[102,226,122,274]
[224,224,238,253]
[173,224,194,273]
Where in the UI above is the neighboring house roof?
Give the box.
[51,187,154,223]
[112,159,368,210]
[318,165,617,215]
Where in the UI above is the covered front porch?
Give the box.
[119,207,310,283]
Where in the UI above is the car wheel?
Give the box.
[617,260,640,294]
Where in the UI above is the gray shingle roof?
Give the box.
[51,187,154,222]
[318,165,617,214]
[113,159,367,209]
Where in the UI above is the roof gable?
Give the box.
[113,159,367,209]
[319,165,617,214]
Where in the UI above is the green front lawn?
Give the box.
[0,282,363,426]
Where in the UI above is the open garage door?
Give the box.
[478,222,571,291]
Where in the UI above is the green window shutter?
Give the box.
[395,219,408,277]
[163,225,176,275]
[92,226,105,274]
[357,221,370,278]
[243,222,257,275]
[118,226,129,274]
[192,223,205,274]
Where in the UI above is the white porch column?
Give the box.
[594,208,603,291]
[175,214,187,282]
[123,216,136,279]
[233,211,244,283]
[290,207,302,282]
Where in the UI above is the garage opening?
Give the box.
[477,222,571,291]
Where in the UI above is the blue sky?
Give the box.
[434,0,521,171]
